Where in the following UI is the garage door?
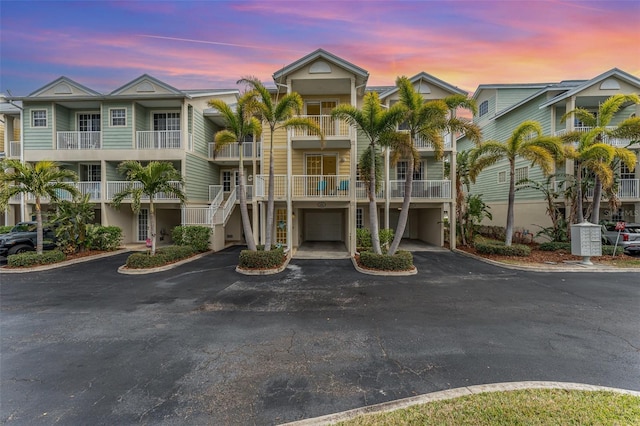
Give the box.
[305,211,343,241]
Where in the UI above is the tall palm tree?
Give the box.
[238,77,321,250]
[470,121,563,246]
[111,161,186,255]
[561,94,639,223]
[209,92,263,251]
[0,159,79,254]
[332,92,405,254]
[388,77,480,255]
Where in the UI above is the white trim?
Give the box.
[31,109,47,128]
[109,107,127,127]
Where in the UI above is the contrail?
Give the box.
[137,34,305,53]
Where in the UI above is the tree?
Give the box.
[388,77,480,255]
[470,121,563,246]
[561,94,639,223]
[111,161,186,255]
[209,92,263,251]
[332,91,405,254]
[516,175,568,242]
[454,149,490,246]
[50,193,95,253]
[238,77,321,250]
[0,159,79,254]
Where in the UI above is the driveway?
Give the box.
[1,248,639,424]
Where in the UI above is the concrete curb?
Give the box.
[0,248,131,274]
[281,381,640,425]
[350,256,417,276]
[236,254,291,275]
[454,248,640,273]
[117,251,213,275]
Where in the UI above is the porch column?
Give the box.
[349,77,357,254]
[384,148,390,229]
[449,151,457,250]
[285,78,293,253]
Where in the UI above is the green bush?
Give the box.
[0,225,13,234]
[238,247,285,269]
[539,242,572,251]
[602,245,625,256]
[359,250,414,271]
[356,228,372,249]
[379,228,394,249]
[7,250,66,267]
[86,225,123,251]
[125,245,195,269]
[475,239,531,256]
[477,225,506,241]
[172,226,211,252]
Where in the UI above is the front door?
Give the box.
[306,154,337,195]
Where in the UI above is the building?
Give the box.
[457,68,640,234]
[2,49,463,255]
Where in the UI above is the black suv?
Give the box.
[0,222,57,257]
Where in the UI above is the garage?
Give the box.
[304,210,343,241]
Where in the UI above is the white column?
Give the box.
[285,78,293,253]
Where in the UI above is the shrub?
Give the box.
[477,225,506,241]
[539,242,571,251]
[359,250,414,271]
[0,225,13,234]
[125,245,195,269]
[602,245,624,256]
[172,226,211,252]
[356,228,372,249]
[379,228,394,249]
[475,239,531,256]
[7,250,66,268]
[86,225,123,251]
[238,247,285,269]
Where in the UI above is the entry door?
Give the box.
[305,210,343,241]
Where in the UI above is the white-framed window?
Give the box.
[356,208,363,229]
[110,108,126,127]
[138,209,149,241]
[397,161,423,180]
[620,162,634,179]
[479,100,489,117]
[222,171,232,192]
[32,110,47,127]
[515,166,529,183]
[498,170,507,184]
[78,113,101,131]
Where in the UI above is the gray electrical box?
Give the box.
[571,221,602,264]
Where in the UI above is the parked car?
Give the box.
[601,223,640,255]
[0,222,58,257]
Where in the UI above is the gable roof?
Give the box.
[379,72,467,99]
[470,83,551,100]
[272,48,369,83]
[109,74,187,98]
[27,76,103,98]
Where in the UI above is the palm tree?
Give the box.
[111,161,186,255]
[561,94,640,223]
[237,76,321,251]
[0,159,79,254]
[388,77,480,255]
[332,92,405,254]
[209,92,263,251]
[50,193,96,253]
[455,149,489,246]
[470,121,563,246]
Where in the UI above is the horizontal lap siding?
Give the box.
[24,103,54,150]
[186,154,217,202]
[192,107,210,156]
[56,105,71,132]
[103,102,133,149]
[497,89,542,111]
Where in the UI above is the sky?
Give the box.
[1,0,639,97]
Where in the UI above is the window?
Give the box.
[397,161,408,180]
[32,110,47,127]
[356,208,363,229]
[479,100,489,117]
[498,171,506,184]
[78,113,101,131]
[514,166,529,183]
[110,109,126,126]
[138,209,148,241]
[574,111,596,128]
[222,171,232,192]
[620,162,634,179]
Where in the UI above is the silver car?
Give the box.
[602,223,640,255]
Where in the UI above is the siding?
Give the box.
[103,102,133,149]
[425,158,444,180]
[496,88,543,112]
[135,103,148,131]
[23,103,54,150]
[55,105,71,132]
[185,153,218,201]
[192,106,208,156]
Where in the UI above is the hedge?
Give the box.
[238,247,285,269]
[125,245,195,269]
[172,226,211,252]
[539,242,571,251]
[7,250,66,268]
[86,225,123,251]
[475,240,531,256]
[0,225,13,234]
[359,250,414,271]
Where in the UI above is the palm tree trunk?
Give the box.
[505,160,516,246]
[591,177,603,224]
[238,143,257,251]
[35,198,43,255]
[264,132,275,250]
[149,198,157,255]
[369,145,382,254]
[456,176,466,246]
[388,159,413,256]
[576,163,584,223]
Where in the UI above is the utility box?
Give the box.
[571,221,602,265]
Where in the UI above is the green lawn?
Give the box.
[337,389,640,425]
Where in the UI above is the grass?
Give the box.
[608,257,640,268]
[337,389,640,425]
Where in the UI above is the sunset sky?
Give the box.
[1,0,639,96]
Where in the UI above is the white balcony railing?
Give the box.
[57,132,101,149]
[209,142,261,159]
[9,141,20,157]
[23,181,101,202]
[255,175,288,198]
[291,175,351,198]
[554,126,633,147]
[209,185,223,202]
[106,181,182,200]
[136,131,181,149]
[356,180,385,199]
[585,179,639,199]
[389,180,451,199]
[414,133,452,150]
[214,187,237,225]
[290,115,351,138]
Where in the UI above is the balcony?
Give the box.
[414,133,453,150]
[585,179,639,200]
[136,131,181,149]
[389,180,451,199]
[355,181,385,199]
[291,175,351,198]
[290,115,351,148]
[554,127,634,147]
[57,132,101,150]
[208,142,261,161]
[21,181,102,202]
[106,181,182,201]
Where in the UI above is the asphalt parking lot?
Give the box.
[1,248,639,425]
